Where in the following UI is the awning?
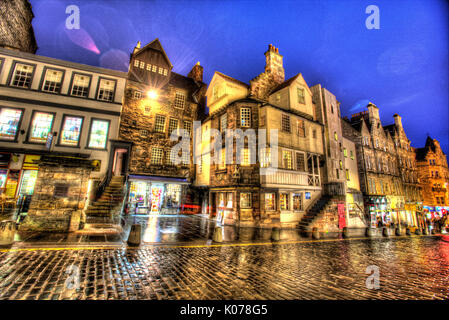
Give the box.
[128,174,189,184]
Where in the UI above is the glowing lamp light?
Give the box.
[147,90,158,99]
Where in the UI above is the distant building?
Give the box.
[0,47,127,231]
[416,137,449,218]
[119,39,207,215]
[0,0,37,53]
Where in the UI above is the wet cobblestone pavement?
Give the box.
[1,236,448,300]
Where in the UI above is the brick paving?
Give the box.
[1,236,449,300]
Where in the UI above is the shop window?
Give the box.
[240,192,252,208]
[282,150,292,169]
[97,78,116,102]
[151,147,163,165]
[154,115,166,133]
[28,111,55,143]
[293,193,302,211]
[174,91,185,109]
[240,107,251,127]
[10,63,34,88]
[41,69,63,93]
[0,169,7,188]
[0,108,23,141]
[227,193,233,208]
[265,193,275,211]
[87,119,109,149]
[19,169,38,196]
[280,193,289,210]
[59,115,83,146]
[297,87,305,104]
[71,74,91,97]
[166,184,181,207]
[281,114,291,133]
[168,118,179,135]
[296,152,305,171]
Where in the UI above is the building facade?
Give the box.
[119,39,206,215]
[416,137,449,220]
[0,47,127,231]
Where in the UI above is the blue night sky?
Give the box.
[30,0,449,153]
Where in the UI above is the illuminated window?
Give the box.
[152,65,157,72]
[241,148,251,166]
[282,149,292,169]
[296,152,305,171]
[339,160,343,170]
[281,114,291,133]
[60,115,83,146]
[151,147,163,165]
[87,119,109,149]
[343,148,347,157]
[97,78,116,102]
[139,61,145,69]
[0,108,23,141]
[134,59,140,67]
[220,114,227,132]
[297,87,305,104]
[265,193,275,211]
[297,119,305,137]
[163,68,168,76]
[42,69,63,93]
[260,148,271,168]
[219,148,226,169]
[183,121,192,135]
[71,74,90,97]
[10,63,34,88]
[240,107,251,127]
[334,132,338,141]
[240,192,251,208]
[350,150,354,160]
[154,115,166,133]
[174,92,185,109]
[146,64,152,71]
[280,193,289,210]
[293,193,302,211]
[276,93,281,103]
[158,67,163,74]
[134,91,142,99]
[29,112,54,143]
[168,118,179,135]
[346,169,350,181]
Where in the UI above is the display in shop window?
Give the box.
[29,112,54,143]
[88,119,109,149]
[265,193,275,210]
[60,116,83,146]
[0,108,22,140]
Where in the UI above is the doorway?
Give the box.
[112,148,128,176]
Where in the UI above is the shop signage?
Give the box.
[338,203,346,229]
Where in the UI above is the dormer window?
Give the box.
[297,87,305,104]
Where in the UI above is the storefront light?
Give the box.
[147,90,158,100]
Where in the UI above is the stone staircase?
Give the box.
[298,194,332,232]
[85,176,125,218]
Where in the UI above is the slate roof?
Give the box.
[269,74,300,94]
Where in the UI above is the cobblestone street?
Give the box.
[1,235,448,300]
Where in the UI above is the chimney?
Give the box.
[367,102,379,120]
[393,114,402,128]
[133,41,141,54]
[188,61,203,83]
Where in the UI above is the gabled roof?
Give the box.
[135,38,173,68]
[215,71,249,88]
[383,124,396,136]
[270,74,300,94]
[415,136,444,161]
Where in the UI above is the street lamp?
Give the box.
[147,90,158,100]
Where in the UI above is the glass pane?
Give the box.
[29,112,54,143]
[19,170,38,196]
[0,108,22,140]
[60,116,83,146]
[88,119,109,148]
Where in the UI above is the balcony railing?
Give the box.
[260,168,310,186]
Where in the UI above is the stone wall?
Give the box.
[0,0,37,53]
[309,196,345,234]
[20,165,91,232]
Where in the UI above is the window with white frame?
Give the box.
[71,74,90,97]
[240,193,251,208]
[154,115,166,133]
[297,119,305,137]
[168,118,179,135]
[151,147,163,165]
[97,78,116,102]
[240,107,251,127]
[10,63,34,88]
[297,87,305,104]
[174,91,185,109]
[42,69,63,93]
[220,114,227,132]
[282,149,293,169]
[281,114,291,133]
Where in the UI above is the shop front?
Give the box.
[365,196,388,228]
[127,175,188,215]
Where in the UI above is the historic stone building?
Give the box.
[0,0,37,53]
[119,39,207,214]
[343,103,422,230]
[416,137,449,217]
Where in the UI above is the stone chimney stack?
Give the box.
[367,102,380,120]
[393,114,402,128]
[188,61,203,83]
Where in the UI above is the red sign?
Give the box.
[338,203,346,229]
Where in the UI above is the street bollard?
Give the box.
[395,227,401,236]
[312,227,320,240]
[406,227,411,236]
[365,227,373,237]
[270,227,280,241]
[0,220,16,247]
[342,227,349,239]
[415,228,422,235]
[212,226,223,243]
[382,227,389,237]
[127,224,141,246]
